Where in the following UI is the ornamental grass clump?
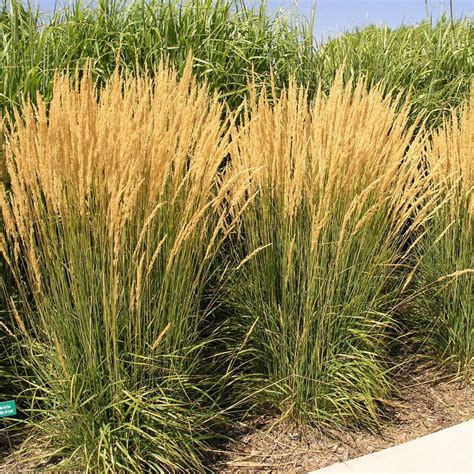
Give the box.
[0,61,242,471]
[227,75,432,427]
[412,85,473,376]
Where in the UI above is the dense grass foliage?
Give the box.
[411,86,473,376]
[0,0,315,114]
[226,76,432,426]
[1,1,472,127]
[0,0,472,470]
[0,62,242,471]
[318,18,473,128]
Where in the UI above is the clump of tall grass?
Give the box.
[227,75,432,426]
[0,60,241,471]
[411,84,473,376]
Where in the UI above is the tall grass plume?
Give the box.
[227,74,433,426]
[411,83,473,376]
[0,60,239,471]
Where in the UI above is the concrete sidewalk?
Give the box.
[311,420,473,473]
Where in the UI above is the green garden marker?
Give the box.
[0,400,17,418]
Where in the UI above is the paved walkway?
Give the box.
[311,420,473,473]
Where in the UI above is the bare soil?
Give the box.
[211,363,473,473]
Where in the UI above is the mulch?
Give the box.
[211,362,473,473]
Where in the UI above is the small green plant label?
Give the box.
[0,400,17,418]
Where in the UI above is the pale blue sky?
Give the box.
[27,1,474,41]
[267,1,473,40]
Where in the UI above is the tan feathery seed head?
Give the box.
[427,82,473,216]
[1,57,233,294]
[230,70,426,237]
